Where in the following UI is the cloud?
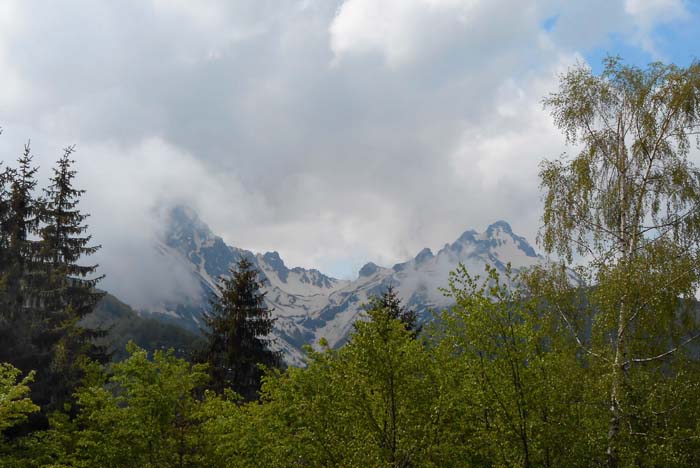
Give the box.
[624,0,688,27]
[623,0,690,56]
[329,0,474,66]
[0,0,697,306]
[329,0,546,67]
[0,1,26,109]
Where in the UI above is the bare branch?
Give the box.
[555,304,610,363]
[626,332,700,365]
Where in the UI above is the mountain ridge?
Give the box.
[139,206,543,365]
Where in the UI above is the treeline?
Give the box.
[1,58,700,467]
[0,141,108,427]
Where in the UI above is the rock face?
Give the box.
[142,206,543,366]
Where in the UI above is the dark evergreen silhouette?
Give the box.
[201,257,281,400]
[0,142,107,426]
[365,284,420,337]
[0,144,44,380]
[36,146,108,410]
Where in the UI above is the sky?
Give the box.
[0,0,698,306]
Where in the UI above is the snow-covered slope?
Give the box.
[140,206,544,365]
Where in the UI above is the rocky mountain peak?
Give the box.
[263,250,285,266]
[486,220,513,236]
[414,247,434,264]
[359,262,380,277]
[165,205,218,251]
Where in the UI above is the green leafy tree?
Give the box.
[69,344,209,467]
[201,257,281,400]
[254,309,456,467]
[0,364,38,434]
[1,345,245,468]
[437,264,598,467]
[540,57,700,467]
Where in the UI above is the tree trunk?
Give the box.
[607,113,629,468]
[606,310,625,468]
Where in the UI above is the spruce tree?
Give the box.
[202,257,281,400]
[0,142,106,421]
[0,161,12,303]
[36,146,107,410]
[0,163,18,368]
[0,128,9,291]
[365,284,420,337]
[6,144,42,309]
[0,144,43,377]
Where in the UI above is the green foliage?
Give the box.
[437,265,602,467]
[1,344,229,467]
[241,301,470,467]
[71,344,208,467]
[0,364,38,433]
[541,57,700,264]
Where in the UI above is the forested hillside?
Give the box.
[87,293,204,361]
[2,58,700,467]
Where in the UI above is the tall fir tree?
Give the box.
[0,144,44,377]
[365,284,420,337]
[0,142,107,426]
[0,162,18,367]
[36,146,108,411]
[0,161,12,305]
[202,257,281,400]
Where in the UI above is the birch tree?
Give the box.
[540,57,700,468]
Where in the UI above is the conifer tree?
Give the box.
[365,284,420,336]
[0,162,18,368]
[0,164,11,282]
[0,144,43,377]
[5,144,42,309]
[202,257,281,400]
[0,142,106,420]
[0,161,12,305]
[36,146,107,410]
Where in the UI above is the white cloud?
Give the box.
[0,1,26,110]
[623,0,689,57]
[0,0,697,306]
[328,0,469,66]
[624,0,688,26]
[329,0,542,67]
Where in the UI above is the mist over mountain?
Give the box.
[135,206,543,365]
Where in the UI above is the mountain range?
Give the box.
[138,206,544,366]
